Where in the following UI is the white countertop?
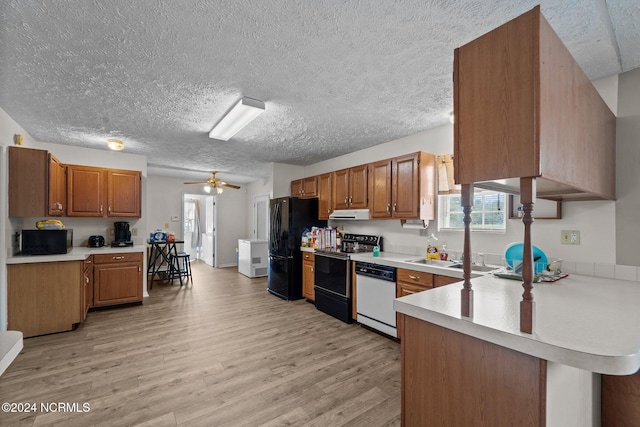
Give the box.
[6,245,147,264]
[349,251,483,279]
[394,273,640,375]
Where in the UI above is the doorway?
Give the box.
[253,194,270,240]
[182,194,202,259]
[182,194,217,266]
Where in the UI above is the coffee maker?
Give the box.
[112,222,133,247]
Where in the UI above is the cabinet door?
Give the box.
[107,169,141,217]
[67,165,106,217]
[392,153,420,218]
[8,146,48,217]
[348,164,369,209]
[83,255,94,318]
[48,154,66,216]
[332,169,350,210]
[303,176,318,198]
[302,253,315,300]
[93,261,143,306]
[370,160,392,218]
[291,179,304,198]
[317,173,333,220]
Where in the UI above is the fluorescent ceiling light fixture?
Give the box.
[209,97,265,141]
[107,139,124,151]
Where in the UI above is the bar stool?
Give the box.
[170,252,192,285]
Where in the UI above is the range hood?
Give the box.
[329,209,370,220]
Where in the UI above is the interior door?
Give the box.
[203,195,216,267]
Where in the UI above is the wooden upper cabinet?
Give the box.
[48,154,67,216]
[9,146,66,217]
[67,165,106,217]
[349,164,368,209]
[317,172,333,220]
[369,152,436,221]
[68,165,141,218]
[291,176,318,199]
[108,169,141,217]
[291,179,304,198]
[453,6,615,201]
[370,159,393,218]
[333,164,368,210]
[332,169,350,210]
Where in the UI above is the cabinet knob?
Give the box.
[100,205,103,214]
[85,276,89,284]
[344,197,347,204]
[409,275,420,280]
[393,203,397,213]
[113,256,124,260]
[386,204,390,214]
[108,205,112,214]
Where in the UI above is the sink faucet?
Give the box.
[478,253,486,267]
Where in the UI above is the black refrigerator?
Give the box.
[268,197,326,300]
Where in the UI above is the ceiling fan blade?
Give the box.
[184,181,208,184]
[221,182,241,189]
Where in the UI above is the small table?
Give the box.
[147,240,185,287]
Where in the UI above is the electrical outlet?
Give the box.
[131,228,138,236]
[561,230,580,245]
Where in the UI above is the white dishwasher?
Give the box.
[355,261,397,338]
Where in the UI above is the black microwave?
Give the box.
[22,229,73,255]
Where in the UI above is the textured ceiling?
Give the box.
[1,0,639,184]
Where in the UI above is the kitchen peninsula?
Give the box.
[6,245,146,338]
[394,274,640,426]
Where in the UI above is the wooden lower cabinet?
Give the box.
[401,315,546,426]
[434,274,461,287]
[93,252,143,306]
[8,261,83,338]
[602,372,640,425]
[83,256,94,319]
[302,252,315,301]
[396,268,433,339]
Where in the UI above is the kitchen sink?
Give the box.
[405,258,457,267]
[447,263,498,272]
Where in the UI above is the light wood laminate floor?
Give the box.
[0,262,401,426]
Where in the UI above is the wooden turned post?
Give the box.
[520,177,536,333]
[461,183,473,318]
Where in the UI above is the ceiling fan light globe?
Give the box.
[203,185,211,193]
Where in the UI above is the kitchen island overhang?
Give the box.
[395,273,640,376]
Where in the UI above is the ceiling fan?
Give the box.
[184,171,241,193]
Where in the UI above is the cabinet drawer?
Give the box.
[434,275,461,287]
[303,252,314,261]
[397,268,433,287]
[93,252,143,264]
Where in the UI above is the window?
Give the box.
[438,191,506,231]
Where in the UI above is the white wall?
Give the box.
[146,175,248,267]
[245,178,272,240]
[615,68,640,266]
